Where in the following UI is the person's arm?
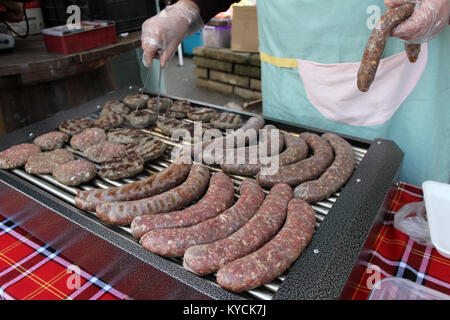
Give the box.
[0,0,24,22]
[191,0,238,23]
[141,0,238,68]
[384,0,450,43]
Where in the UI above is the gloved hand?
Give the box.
[141,0,204,68]
[384,0,450,43]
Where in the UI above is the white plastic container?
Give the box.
[422,180,450,258]
[369,277,450,300]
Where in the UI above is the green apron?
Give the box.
[257,0,450,186]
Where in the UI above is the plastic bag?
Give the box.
[393,201,434,246]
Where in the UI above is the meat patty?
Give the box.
[210,112,243,130]
[53,159,97,186]
[123,94,149,109]
[25,149,74,175]
[107,128,149,144]
[0,144,41,169]
[94,113,124,130]
[98,153,144,180]
[100,100,130,116]
[165,100,192,119]
[33,131,69,151]
[147,97,173,113]
[125,136,167,162]
[83,141,127,163]
[58,119,94,136]
[125,110,158,128]
[70,128,107,152]
[187,107,218,122]
[156,118,194,137]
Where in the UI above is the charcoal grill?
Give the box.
[0,86,403,300]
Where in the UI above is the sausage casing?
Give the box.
[216,198,316,292]
[294,133,355,202]
[183,183,292,275]
[357,3,416,92]
[256,132,333,188]
[95,164,210,226]
[219,133,307,176]
[139,179,265,257]
[130,172,234,238]
[75,158,191,211]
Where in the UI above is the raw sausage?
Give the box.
[216,198,316,292]
[191,116,265,159]
[220,134,308,176]
[256,132,333,188]
[130,172,234,238]
[202,125,284,165]
[183,183,292,275]
[357,3,416,92]
[294,133,355,202]
[139,179,265,257]
[74,157,191,211]
[405,43,420,63]
[96,164,210,225]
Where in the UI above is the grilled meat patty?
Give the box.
[25,149,74,175]
[58,119,94,136]
[210,112,243,130]
[84,141,127,163]
[107,128,149,144]
[187,107,217,122]
[33,131,69,151]
[98,153,144,180]
[125,136,167,162]
[53,159,97,186]
[147,97,173,113]
[0,143,42,169]
[70,128,107,152]
[123,94,149,109]
[100,100,130,117]
[125,110,158,128]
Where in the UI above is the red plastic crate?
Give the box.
[42,21,117,54]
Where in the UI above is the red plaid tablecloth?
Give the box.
[342,182,450,300]
[0,214,130,300]
[1,182,448,300]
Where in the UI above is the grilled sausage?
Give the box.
[216,198,316,292]
[96,164,210,225]
[191,116,265,159]
[294,133,355,202]
[139,179,265,257]
[220,134,308,176]
[405,43,420,63]
[357,3,416,92]
[256,132,333,188]
[183,183,292,275]
[130,172,234,239]
[74,158,191,211]
[203,125,284,165]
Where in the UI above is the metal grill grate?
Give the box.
[7,111,367,300]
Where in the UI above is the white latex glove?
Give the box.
[141,0,204,68]
[384,0,450,43]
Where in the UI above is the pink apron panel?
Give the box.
[296,43,428,127]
